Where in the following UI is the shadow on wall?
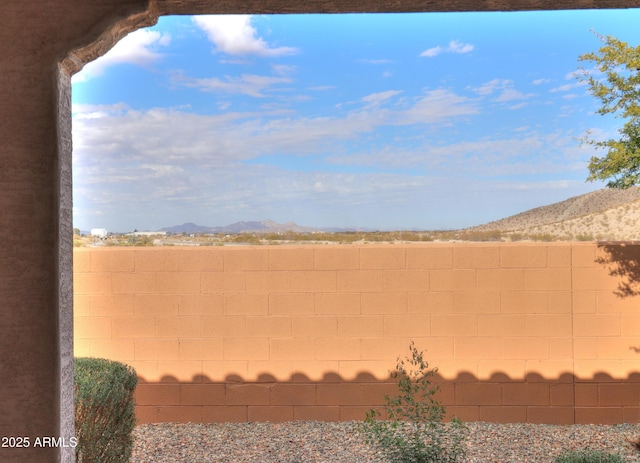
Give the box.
[597,242,640,298]
[133,370,640,426]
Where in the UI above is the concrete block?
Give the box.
[136,294,180,316]
[500,245,547,268]
[406,246,452,269]
[291,271,337,292]
[453,245,500,268]
[224,293,269,315]
[268,247,314,270]
[314,247,360,270]
[246,316,292,337]
[223,337,270,360]
[383,270,429,291]
[223,248,269,271]
[269,293,314,315]
[360,247,405,270]
[179,294,224,316]
[180,384,226,405]
[337,270,384,292]
[361,292,407,314]
[179,338,224,361]
[430,269,476,291]
[314,292,360,315]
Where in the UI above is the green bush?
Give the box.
[360,342,468,463]
[74,358,138,463]
[554,450,625,463]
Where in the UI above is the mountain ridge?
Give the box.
[159,219,362,234]
[468,187,640,240]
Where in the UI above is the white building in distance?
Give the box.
[90,228,108,239]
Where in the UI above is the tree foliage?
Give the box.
[578,32,640,188]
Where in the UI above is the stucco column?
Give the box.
[0,44,62,463]
[0,3,155,462]
[0,21,85,463]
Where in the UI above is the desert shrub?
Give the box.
[75,358,138,463]
[457,229,505,241]
[360,342,467,463]
[528,233,557,242]
[554,449,625,463]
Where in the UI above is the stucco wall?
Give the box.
[73,243,640,425]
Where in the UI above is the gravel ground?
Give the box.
[130,421,640,463]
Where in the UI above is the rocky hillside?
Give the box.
[468,188,640,241]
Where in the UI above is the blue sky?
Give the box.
[72,10,640,232]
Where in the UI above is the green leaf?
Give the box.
[578,32,640,189]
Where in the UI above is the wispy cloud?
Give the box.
[471,79,534,103]
[361,90,402,107]
[173,73,292,97]
[271,64,297,76]
[420,40,474,58]
[532,78,551,85]
[326,133,587,177]
[550,70,589,93]
[395,89,478,125]
[550,81,587,93]
[73,29,171,82]
[359,59,394,64]
[496,88,535,102]
[193,15,298,57]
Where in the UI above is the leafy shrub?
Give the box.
[75,358,138,463]
[554,449,625,462]
[360,342,467,463]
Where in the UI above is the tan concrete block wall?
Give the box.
[73,243,640,424]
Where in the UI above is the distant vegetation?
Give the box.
[72,228,604,247]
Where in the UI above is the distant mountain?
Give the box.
[160,219,329,234]
[467,187,640,240]
[160,222,214,234]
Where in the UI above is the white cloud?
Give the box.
[359,59,394,64]
[471,79,510,95]
[193,15,298,57]
[325,131,590,180]
[73,29,170,82]
[420,40,474,58]
[271,64,296,76]
[471,79,534,102]
[448,40,474,54]
[496,88,535,102]
[361,90,402,107]
[550,81,587,93]
[420,46,444,58]
[395,89,478,125]
[549,70,590,93]
[174,73,292,98]
[308,85,336,91]
[72,103,129,119]
[532,78,551,85]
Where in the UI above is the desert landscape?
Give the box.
[77,187,640,246]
